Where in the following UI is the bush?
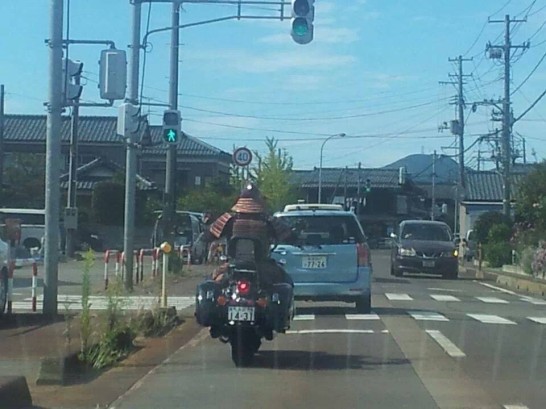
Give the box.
[484,241,512,268]
[531,241,546,278]
[474,211,512,244]
[487,223,512,244]
[520,246,535,275]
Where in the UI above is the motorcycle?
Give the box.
[195,237,294,367]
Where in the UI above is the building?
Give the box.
[291,167,426,239]
[1,114,231,194]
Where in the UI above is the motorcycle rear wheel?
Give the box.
[230,329,260,367]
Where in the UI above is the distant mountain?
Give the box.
[384,154,459,184]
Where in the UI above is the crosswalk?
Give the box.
[382,292,546,306]
[11,295,195,311]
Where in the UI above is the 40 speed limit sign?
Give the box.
[233,147,252,167]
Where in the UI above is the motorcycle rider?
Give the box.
[195,182,294,334]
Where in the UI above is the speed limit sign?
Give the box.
[233,147,253,167]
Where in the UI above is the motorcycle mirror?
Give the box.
[277,259,287,266]
[220,255,228,263]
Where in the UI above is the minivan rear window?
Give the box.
[276,215,365,245]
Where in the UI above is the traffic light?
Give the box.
[99,49,127,101]
[117,103,139,137]
[162,110,181,143]
[291,0,314,45]
[365,178,372,193]
[62,58,83,106]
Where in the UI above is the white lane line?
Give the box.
[425,330,466,358]
[476,296,509,304]
[503,405,530,409]
[428,287,463,292]
[520,296,546,305]
[409,311,449,321]
[293,314,315,321]
[528,317,546,324]
[478,282,517,295]
[345,313,380,320]
[381,329,389,334]
[286,329,375,335]
[385,293,413,301]
[430,294,461,302]
[467,314,516,325]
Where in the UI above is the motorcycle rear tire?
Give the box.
[230,330,259,367]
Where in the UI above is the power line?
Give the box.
[511,48,546,95]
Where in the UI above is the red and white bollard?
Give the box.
[104,250,122,290]
[152,248,160,277]
[7,260,14,314]
[31,261,38,312]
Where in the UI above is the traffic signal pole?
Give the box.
[163,2,180,251]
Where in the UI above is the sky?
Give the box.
[2,0,546,171]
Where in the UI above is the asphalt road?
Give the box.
[107,249,546,409]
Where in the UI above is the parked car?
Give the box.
[390,220,458,279]
[271,203,372,313]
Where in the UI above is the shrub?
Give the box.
[520,246,535,275]
[474,211,512,244]
[531,241,546,278]
[487,223,512,244]
[484,241,512,268]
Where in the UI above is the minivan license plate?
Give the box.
[423,260,435,268]
[228,306,255,322]
[302,256,327,269]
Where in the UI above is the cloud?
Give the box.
[283,74,325,90]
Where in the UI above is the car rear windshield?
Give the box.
[401,223,451,242]
[276,215,365,245]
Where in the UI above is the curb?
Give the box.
[0,376,33,409]
[461,265,546,297]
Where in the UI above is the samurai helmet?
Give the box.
[231,182,266,214]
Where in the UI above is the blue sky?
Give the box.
[2,0,546,170]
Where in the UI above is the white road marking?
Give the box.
[520,296,546,305]
[467,314,516,325]
[476,296,509,304]
[427,287,463,292]
[430,294,461,302]
[385,293,413,301]
[381,329,389,334]
[409,311,449,321]
[478,282,517,295]
[503,405,530,409]
[13,295,195,311]
[528,317,546,324]
[294,314,315,321]
[425,330,466,358]
[345,313,380,320]
[286,329,375,335]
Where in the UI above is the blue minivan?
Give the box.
[271,204,372,313]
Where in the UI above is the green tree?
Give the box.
[474,211,512,244]
[515,161,546,231]
[251,137,296,212]
[1,153,46,207]
[178,177,238,219]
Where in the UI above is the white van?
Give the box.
[0,208,45,251]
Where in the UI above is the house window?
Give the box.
[195,176,202,186]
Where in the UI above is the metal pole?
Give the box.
[356,162,361,216]
[43,0,64,317]
[502,14,512,218]
[431,150,436,221]
[318,133,345,204]
[0,84,4,191]
[161,252,168,308]
[164,2,180,249]
[65,75,80,258]
[124,0,142,291]
[457,55,466,190]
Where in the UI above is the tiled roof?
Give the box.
[291,168,407,189]
[465,170,527,202]
[59,157,156,191]
[4,114,230,159]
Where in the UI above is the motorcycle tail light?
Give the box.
[217,295,227,306]
[236,280,251,296]
[256,297,268,308]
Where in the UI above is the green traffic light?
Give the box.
[163,128,178,143]
[292,17,309,36]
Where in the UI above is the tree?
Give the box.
[178,177,238,219]
[474,211,512,244]
[1,153,46,207]
[515,162,546,231]
[251,137,296,212]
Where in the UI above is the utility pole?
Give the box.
[124,0,142,291]
[448,55,472,190]
[488,14,529,218]
[0,84,5,191]
[343,166,348,210]
[356,162,362,217]
[431,150,436,221]
[164,2,180,249]
[44,0,64,317]
[65,74,80,258]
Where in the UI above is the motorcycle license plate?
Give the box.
[302,256,327,269]
[422,260,435,268]
[228,306,255,322]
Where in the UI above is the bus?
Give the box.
[0,208,45,251]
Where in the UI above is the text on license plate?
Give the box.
[228,306,255,322]
[422,260,435,268]
[302,256,327,269]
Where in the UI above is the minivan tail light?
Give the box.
[357,243,370,267]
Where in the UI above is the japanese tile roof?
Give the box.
[59,157,156,191]
[464,170,528,202]
[3,114,230,159]
[291,168,408,189]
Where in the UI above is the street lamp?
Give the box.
[318,133,346,204]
